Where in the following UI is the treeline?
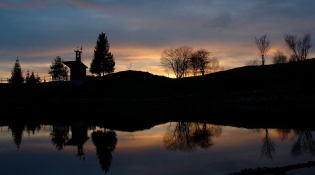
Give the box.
[6,32,116,84]
[5,31,313,83]
[248,32,312,66]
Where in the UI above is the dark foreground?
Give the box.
[1,59,315,131]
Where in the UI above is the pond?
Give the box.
[0,121,315,175]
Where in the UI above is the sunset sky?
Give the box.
[1,0,315,80]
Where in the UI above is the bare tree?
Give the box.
[298,33,312,60]
[272,49,287,64]
[189,52,200,76]
[284,33,312,61]
[245,58,260,66]
[206,57,221,74]
[255,34,270,66]
[260,128,275,159]
[161,46,193,78]
[197,49,211,76]
[189,49,211,76]
[284,34,298,61]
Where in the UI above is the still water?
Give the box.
[0,121,315,175]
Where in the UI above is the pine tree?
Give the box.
[48,56,69,81]
[25,69,30,83]
[27,72,38,84]
[35,73,41,83]
[90,32,115,76]
[8,58,24,84]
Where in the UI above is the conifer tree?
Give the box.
[27,72,38,84]
[48,56,68,81]
[25,69,30,83]
[35,73,41,83]
[90,32,115,76]
[8,58,24,84]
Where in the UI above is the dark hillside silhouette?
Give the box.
[87,70,170,83]
[1,59,315,129]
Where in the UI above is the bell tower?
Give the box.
[75,46,82,62]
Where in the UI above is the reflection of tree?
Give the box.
[163,122,195,152]
[276,129,291,141]
[192,123,222,149]
[91,129,117,173]
[25,122,41,136]
[260,128,275,159]
[291,130,315,157]
[50,125,70,151]
[163,122,222,152]
[9,123,25,150]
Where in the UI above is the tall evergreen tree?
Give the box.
[8,58,24,84]
[90,32,115,76]
[48,56,69,81]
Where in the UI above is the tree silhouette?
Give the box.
[161,46,192,78]
[91,129,117,173]
[291,129,315,157]
[163,122,220,152]
[284,33,312,61]
[276,128,291,141]
[9,123,25,150]
[272,49,287,64]
[25,122,41,136]
[206,57,221,74]
[50,125,70,151]
[163,122,195,152]
[189,49,211,76]
[255,34,270,66]
[260,128,275,159]
[245,58,260,66]
[192,123,222,149]
[26,70,40,84]
[48,56,69,81]
[90,32,115,77]
[8,57,24,84]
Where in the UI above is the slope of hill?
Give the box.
[1,59,315,129]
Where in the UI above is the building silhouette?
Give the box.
[62,47,88,81]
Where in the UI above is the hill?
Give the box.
[1,59,315,130]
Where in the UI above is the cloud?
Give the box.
[1,0,315,80]
[204,13,231,28]
[0,0,44,10]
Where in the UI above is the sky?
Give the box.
[1,0,315,80]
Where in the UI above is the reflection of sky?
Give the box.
[0,123,315,175]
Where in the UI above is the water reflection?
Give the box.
[91,129,117,173]
[8,122,24,150]
[260,128,275,159]
[64,123,89,159]
[1,120,315,174]
[163,122,222,152]
[50,125,70,151]
[291,130,315,157]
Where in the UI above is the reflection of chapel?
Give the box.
[62,47,88,81]
[64,122,89,159]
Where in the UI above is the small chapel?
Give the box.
[62,47,88,81]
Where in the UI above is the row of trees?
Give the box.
[8,58,41,84]
[160,46,221,78]
[253,32,312,66]
[7,31,312,82]
[8,32,116,83]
